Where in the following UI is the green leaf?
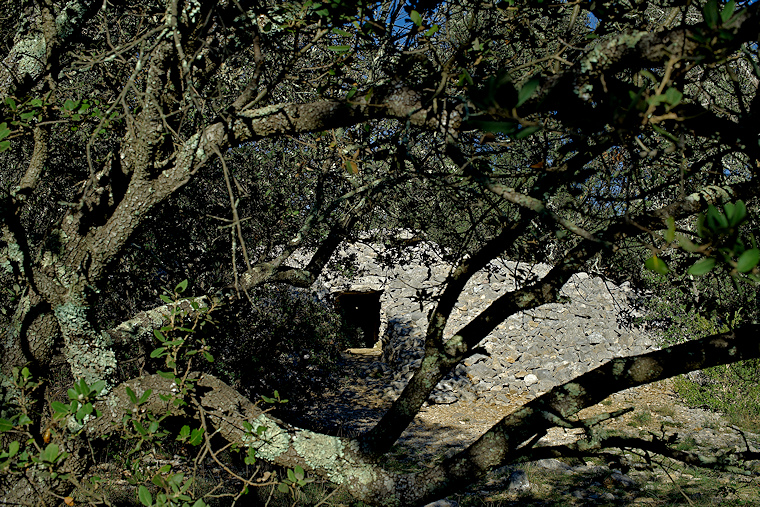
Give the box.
[126,386,138,404]
[138,389,153,405]
[331,28,351,36]
[514,125,541,139]
[159,294,173,304]
[189,428,205,446]
[52,401,70,414]
[0,418,13,432]
[202,351,214,363]
[138,485,153,507]
[191,499,207,507]
[688,257,716,276]
[723,202,736,223]
[294,465,305,481]
[665,216,676,244]
[151,475,167,489]
[5,97,16,110]
[410,9,422,26]
[721,0,736,22]
[703,0,719,27]
[278,483,290,494]
[178,425,190,440]
[287,468,296,482]
[327,45,351,53]
[7,440,19,458]
[0,140,9,152]
[424,24,439,36]
[154,329,166,342]
[133,420,148,436]
[706,205,728,230]
[639,69,657,83]
[76,403,93,421]
[516,77,540,107]
[645,255,670,275]
[91,380,105,395]
[663,87,683,108]
[726,200,747,227]
[150,347,166,358]
[63,99,78,111]
[175,279,188,293]
[41,443,59,463]
[0,122,10,140]
[736,248,760,272]
[457,69,473,86]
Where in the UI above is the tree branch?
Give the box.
[89,325,760,506]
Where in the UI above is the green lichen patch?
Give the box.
[12,34,46,79]
[611,359,626,377]
[627,356,663,383]
[443,335,466,356]
[55,303,117,389]
[292,429,346,482]
[3,242,25,274]
[580,31,646,74]
[245,414,291,461]
[562,382,585,397]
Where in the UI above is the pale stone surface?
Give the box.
[300,240,655,404]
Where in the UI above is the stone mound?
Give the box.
[304,239,656,405]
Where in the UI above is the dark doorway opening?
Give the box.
[334,290,383,348]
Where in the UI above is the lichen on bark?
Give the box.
[245,413,291,461]
[54,302,116,389]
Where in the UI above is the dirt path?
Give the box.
[283,350,760,504]
[296,349,727,461]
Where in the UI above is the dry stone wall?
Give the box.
[308,240,657,405]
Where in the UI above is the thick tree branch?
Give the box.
[536,3,760,111]
[358,177,755,457]
[89,325,760,506]
[414,324,760,505]
[0,0,100,96]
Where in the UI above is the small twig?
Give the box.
[656,458,695,506]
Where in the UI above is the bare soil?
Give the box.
[296,349,760,506]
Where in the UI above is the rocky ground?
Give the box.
[292,348,760,506]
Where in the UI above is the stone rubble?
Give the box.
[307,239,657,405]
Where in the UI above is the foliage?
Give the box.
[212,285,354,408]
[636,269,760,430]
[2,0,760,504]
[0,285,318,506]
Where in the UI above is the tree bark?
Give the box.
[87,324,760,506]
